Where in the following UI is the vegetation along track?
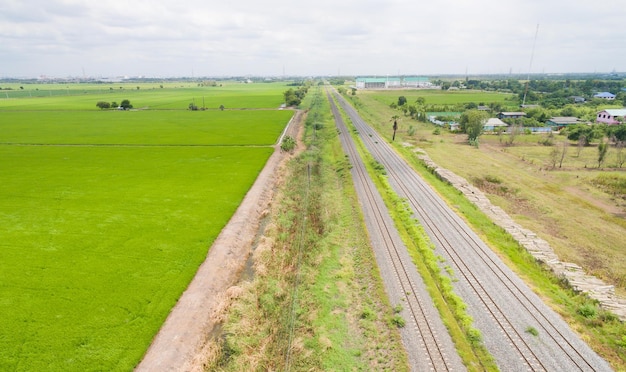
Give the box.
[332,90,612,372]
[327,90,465,371]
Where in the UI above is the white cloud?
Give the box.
[0,0,624,77]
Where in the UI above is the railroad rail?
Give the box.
[332,90,611,372]
[327,90,464,371]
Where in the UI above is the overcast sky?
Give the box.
[1,0,624,78]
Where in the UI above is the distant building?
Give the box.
[546,117,581,130]
[594,92,616,100]
[477,105,491,111]
[355,77,433,89]
[497,112,527,119]
[483,118,508,131]
[570,96,586,103]
[596,109,626,125]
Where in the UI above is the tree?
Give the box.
[549,141,569,169]
[219,104,225,111]
[120,99,132,110]
[398,96,407,106]
[460,109,488,146]
[609,124,626,143]
[507,124,523,146]
[597,140,609,168]
[96,101,111,109]
[558,141,569,168]
[615,141,626,168]
[283,88,301,106]
[576,135,586,157]
[391,115,400,141]
[567,124,596,146]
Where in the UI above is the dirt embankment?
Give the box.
[135,110,305,372]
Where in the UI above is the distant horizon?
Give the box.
[2,70,625,81]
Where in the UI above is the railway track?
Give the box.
[327,90,464,371]
[332,90,612,371]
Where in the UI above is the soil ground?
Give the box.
[135,110,304,371]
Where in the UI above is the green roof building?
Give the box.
[355,77,433,89]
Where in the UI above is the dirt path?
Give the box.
[135,110,304,372]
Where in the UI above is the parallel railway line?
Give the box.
[328,90,464,371]
[332,90,611,371]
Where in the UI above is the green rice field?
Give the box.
[0,110,292,145]
[0,83,292,371]
[0,81,288,110]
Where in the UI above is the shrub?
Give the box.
[391,315,406,328]
[96,101,111,109]
[525,326,539,336]
[577,303,598,319]
[280,136,296,153]
[360,307,375,320]
[467,328,482,344]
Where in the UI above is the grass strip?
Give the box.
[204,87,408,371]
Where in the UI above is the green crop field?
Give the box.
[0,83,292,371]
[0,81,289,110]
[0,110,292,145]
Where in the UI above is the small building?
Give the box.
[355,77,432,89]
[596,109,626,125]
[546,117,581,130]
[570,96,586,103]
[594,92,616,100]
[477,105,491,111]
[483,118,508,131]
[402,77,432,88]
[355,77,387,89]
[497,112,527,119]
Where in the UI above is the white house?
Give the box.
[594,92,616,100]
[483,118,508,131]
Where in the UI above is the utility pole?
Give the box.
[522,24,540,107]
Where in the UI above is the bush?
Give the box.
[280,136,296,153]
[467,328,482,344]
[360,307,375,320]
[577,303,598,319]
[391,315,406,328]
[96,101,111,109]
[525,326,539,336]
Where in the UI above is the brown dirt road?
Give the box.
[135,110,303,372]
